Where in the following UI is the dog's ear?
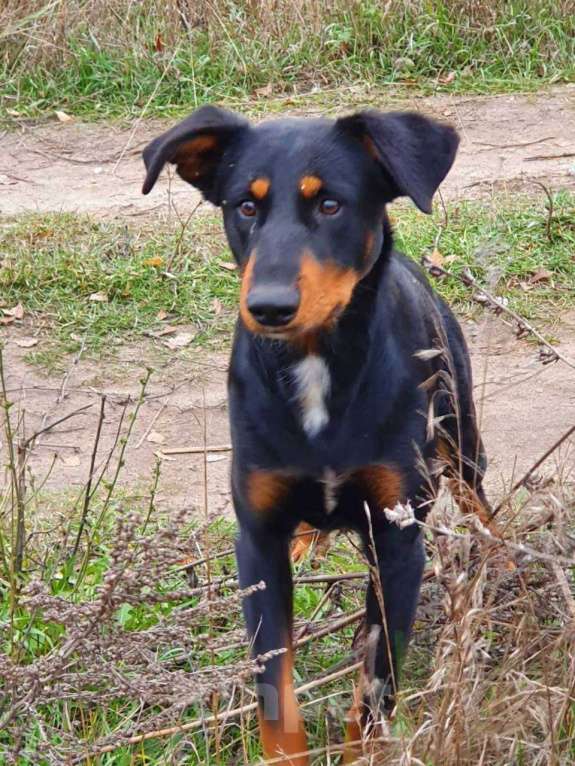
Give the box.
[336,111,459,213]
[142,106,249,204]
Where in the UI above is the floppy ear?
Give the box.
[336,111,459,213]
[142,106,249,204]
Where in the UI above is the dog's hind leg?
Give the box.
[343,516,426,762]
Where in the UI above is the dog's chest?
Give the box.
[291,354,331,437]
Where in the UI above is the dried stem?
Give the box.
[422,256,575,371]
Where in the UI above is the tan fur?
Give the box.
[356,464,403,510]
[239,250,361,337]
[247,469,292,513]
[250,177,270,199]
[299,175,322,198]
[173,135,218,182]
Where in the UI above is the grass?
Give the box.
[1,1,574,123]
[1,346,574,764]
[1,191,574,370]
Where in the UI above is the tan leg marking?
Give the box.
[258,648,309,765]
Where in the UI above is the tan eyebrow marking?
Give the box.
[250,177,271,200]
[299,175,323,198]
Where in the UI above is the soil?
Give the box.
[1,86,575,218]
[1,86,574,516]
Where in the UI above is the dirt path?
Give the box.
[1,86,574,516]
[1,86,574,218]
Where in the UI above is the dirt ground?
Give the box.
[2,86,575,217]
[1,86,574,517]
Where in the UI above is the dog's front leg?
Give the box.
[236,521,309,765]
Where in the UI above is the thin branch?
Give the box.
[491,423,575,518]
[160,444,232,456]
[71,396,106,557]
[22,403,94,448]
[422,257,575,371]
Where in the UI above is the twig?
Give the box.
[296,582,336,640]
[532,180,554,241]
[174,546,235,571]
[491,423,575,518]
[22,403,94,449]
[57,337,86,404]
[296,572,367,585]
[525,152,575,161]
[79,660,362,760]
[422,257,575,371]
[296,608,365,647]
[72,396,106,557]
[112,45,182,174]
[160,444,232,455]
[135,402,167,449]
[473,136,555,149]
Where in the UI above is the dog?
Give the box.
[142,106,496,764]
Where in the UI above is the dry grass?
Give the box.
[2,0,574,120]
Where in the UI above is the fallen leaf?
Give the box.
[444,254,458,264]
[14,337,38,348]
[211,298,223,315]
[55,110,74,123]
[156,309,169,320]
[429,248,444,268]
[4,303,24,319]
[206,454,227,463]
[6,108,20,117]
[255,83,273,98]
[439,71,456,84]
[144,256,164,267]
[529,268,552,284]
[218,260,237,271]
[89,292,108,302]
[0,316,15,325]
[147,431,166,445]
[154,34,165,53]
[62,454,81,467]
[164,331,196,350]
[146,324,177,338]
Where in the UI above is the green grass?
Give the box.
[1,191,574,369]
[1,0,574,123]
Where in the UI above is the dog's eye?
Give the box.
[238,200,257,218]
[319,199,341,216]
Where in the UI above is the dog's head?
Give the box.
[143,107,458,340]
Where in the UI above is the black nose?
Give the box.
[247,285,300,327]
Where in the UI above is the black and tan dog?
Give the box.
[143,107,496,764]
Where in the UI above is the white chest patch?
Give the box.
[322,468,344,514]
[292,354,330,437]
